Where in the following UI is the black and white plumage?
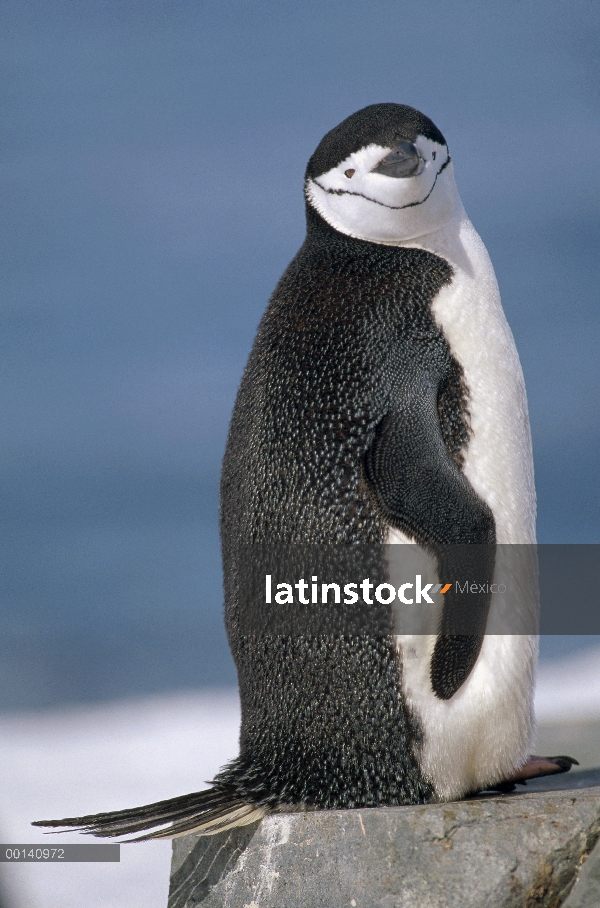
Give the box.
[33,104,573,842]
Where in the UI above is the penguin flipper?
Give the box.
[363,400,495,699]
[32,788,265,842]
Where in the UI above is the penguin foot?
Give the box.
[486,755,579,793]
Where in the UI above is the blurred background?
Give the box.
[1,0,599,905]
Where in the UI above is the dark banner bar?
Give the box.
[538,545,597,633]
[230,544,599,636]
[0,844,120,862]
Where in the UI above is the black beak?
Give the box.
[372,140,424,178]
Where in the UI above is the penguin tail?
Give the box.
[31,787,266,842]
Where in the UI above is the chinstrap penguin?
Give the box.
[34,104,575,841]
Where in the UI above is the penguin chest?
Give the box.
[388,216,536,546]
[389,217,537,800]
[430,219,535,544]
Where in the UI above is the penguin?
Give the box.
[34,103,575,841]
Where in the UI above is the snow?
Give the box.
[535,646,600,723]
[0,690,241,908]
[0,647,598,907]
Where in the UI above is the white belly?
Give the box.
[388,215,538,799]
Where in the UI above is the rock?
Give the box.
[168,769,600,908]
[561,832,600,907]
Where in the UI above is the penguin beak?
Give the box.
[372,141,424,178]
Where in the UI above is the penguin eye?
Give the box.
[344,169,355,179]
[372,141,424,178]
[432,151,436,160]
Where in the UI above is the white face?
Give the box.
[306,136,463,244]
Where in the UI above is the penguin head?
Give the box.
[305,104,462,244]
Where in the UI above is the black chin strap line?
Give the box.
[312,155,450,212]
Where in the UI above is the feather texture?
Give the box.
[32,788,266,842]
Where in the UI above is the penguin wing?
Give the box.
[363,389,495,699]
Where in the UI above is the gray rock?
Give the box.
[168,770,600,908]
[560,836,600,907]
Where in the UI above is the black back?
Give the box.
[216,201,482,810]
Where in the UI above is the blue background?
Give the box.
[2,0,599,708]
